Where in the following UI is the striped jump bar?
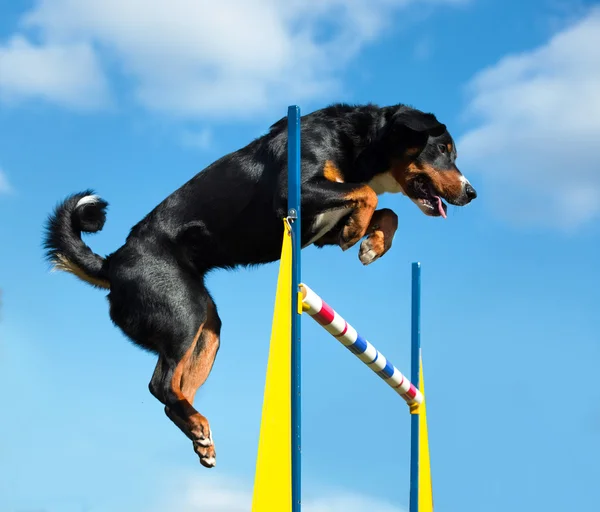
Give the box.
[299,283,423,406]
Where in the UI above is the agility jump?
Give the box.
[251,106,434,512]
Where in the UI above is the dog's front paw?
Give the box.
[359,231,387,265]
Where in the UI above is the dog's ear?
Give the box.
[382,110,447,158]
[391,111,447,138]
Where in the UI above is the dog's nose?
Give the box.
[465,183,477,201]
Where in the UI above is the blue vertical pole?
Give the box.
[409,262,421,512]
[287,105,302,512]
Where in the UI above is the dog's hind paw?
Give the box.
[192,426,216,468]
[194,441,216,468]
[195,427,214,447]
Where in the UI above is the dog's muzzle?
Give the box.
[450,177,477,207]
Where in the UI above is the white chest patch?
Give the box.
[368,172,405,195]
[306,208,350,246]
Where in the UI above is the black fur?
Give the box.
[42,102,476,466]
[43,190,109,287]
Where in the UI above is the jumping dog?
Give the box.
[43,103,477,468]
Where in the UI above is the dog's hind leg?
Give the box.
[157,295,221,468]
[149,355,205,442]
[109,251,221,467]
[177,296,221,467]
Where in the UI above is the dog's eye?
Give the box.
[438,144,446,154]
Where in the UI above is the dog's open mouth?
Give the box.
[419,195,447,218]
[410,175,447,219]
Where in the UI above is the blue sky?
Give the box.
[1,0,600,511]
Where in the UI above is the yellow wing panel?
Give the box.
[418,358,434,512]
[251,222,293,512]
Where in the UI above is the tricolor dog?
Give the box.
[43,103,477,468]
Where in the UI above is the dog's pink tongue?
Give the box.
[435,196,447,219]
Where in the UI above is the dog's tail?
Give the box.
[43,190,111,290]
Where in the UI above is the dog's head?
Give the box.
[370,107,477,218]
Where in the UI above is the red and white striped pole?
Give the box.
[300,283,423,406]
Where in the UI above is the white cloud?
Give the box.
[0,168,14,194]
[153,472,406,512]
[0,35,109,111]
[458,7,600,230]
[1,0,465,119]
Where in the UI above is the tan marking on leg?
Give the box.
[173,299,221,468]
[359,208,398,265]
[168,324,210,442]
[323,160,344,183]
[181,301,221,403]
[340,185,378,250]
[167,341,217,468]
